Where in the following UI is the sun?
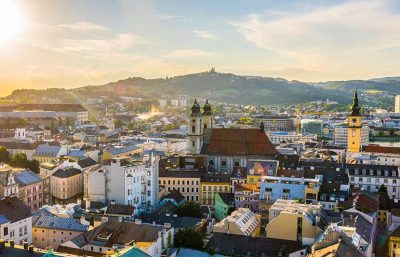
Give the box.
[0,0,24,45]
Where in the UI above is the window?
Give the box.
[234,161,240,167]
[221,161,227,167]
[3,227,8,236]
[209,160,214,166]
[192,141,195,147]
[192,126,195,133]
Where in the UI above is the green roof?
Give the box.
[120,248,151,257]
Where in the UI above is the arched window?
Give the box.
[192,126,195,133]
[204,124,207,129]
[221,161,227,167]
[209,160,214,166]
[234,161,240,167]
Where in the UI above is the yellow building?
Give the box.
[389,227,400,257]
[159,170,201,202]
[266,199,322,245]
[246,174,262,185]
[347,89,362,153]
[200,173,231,206]
[50,167,83,203]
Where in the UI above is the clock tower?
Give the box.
[347,89,362,152]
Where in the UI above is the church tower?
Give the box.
[202,99,212,130]
[188,99,203,154]
[347,89,362,152]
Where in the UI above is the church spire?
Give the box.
[190,99,201,117]
[350,88,361,116]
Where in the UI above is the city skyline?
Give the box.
[0,0,400,96]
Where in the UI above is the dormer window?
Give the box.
[377,170,381,176]
[354,168,359,175]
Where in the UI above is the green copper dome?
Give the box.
[203,99,212,116]
[190,99,201,116]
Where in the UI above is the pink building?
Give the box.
[15,170,43,211]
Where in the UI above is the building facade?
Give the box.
[87,156,159,212]
[0,196,33,245]
[50,167,83,203]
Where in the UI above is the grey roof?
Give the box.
[34,144,61,157]
[0,214,10,225]
[207,233,306,257]
[14,170,42,186]
[340,212,373,244]
[108,145,140,156]
[0,196,32,222]
[70,221,165,248]
[160,190,185,203]
[68,150,85,158]
[78,157,97,168]
[139,213,202,230]
[33,215,90,232]
[52,167,81,178]
[105,204,135,216]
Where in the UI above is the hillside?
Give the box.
[2,71,399,105]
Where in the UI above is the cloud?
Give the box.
[54,34,142,53]
[165,49,213,58]
[194,30,217,40]
[230,1,400,55]
[58,21,108,32]
[158,15,181,21]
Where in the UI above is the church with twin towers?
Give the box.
[187,99,278,174]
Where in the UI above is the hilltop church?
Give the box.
[187,99,278,174]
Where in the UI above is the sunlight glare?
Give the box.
[0,0,24,45]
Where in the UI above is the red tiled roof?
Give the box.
[364,144,400,154]
[207,128,277,156]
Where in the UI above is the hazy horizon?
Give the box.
[1,0,400,97]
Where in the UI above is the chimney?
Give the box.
[9,240,14,248]
[117,216,122,222]
[134,219,142,225]
[23,242,28,250]
[101,216,109,224]
[28,245,34,253]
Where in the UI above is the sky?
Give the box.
[0,0,400,96]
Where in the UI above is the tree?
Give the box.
[378,131,385,137]
[174,228,204,249]
[127,122,135,130]
[379,184,387,193]
[114,119,124,129]
[389,128,395,136]
[11,153,29,168]
[26,160,40,173]
[0,146,10,163]
[175,201,202,218]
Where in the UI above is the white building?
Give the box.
[347,164,400,199]
[0,196,32,244]
[86,155,159,213]
[213,208,260,236]
[333,124,369,147]
[395,95,400,113]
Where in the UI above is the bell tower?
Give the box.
[188,99,203,154]
[347,89,362,152]
[202,99,212,130]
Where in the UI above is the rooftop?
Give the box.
[52,168,81,178]
[33,215,90,232]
